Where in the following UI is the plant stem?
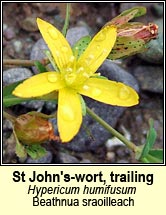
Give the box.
[3,110,16,123]
[3,58,49,67]
[86,106,137,152]
[62,3,71,37]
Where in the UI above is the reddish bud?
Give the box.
[117,23,158,42]
[14,114,60,144]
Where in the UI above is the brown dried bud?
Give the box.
[14,114,60,144]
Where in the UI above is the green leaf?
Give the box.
[140,119,157,159]
[3,80,23,97]
[108,36,146,60]
[149,149,163,161]
[79,95,86,116]
[25,144,47,160]
[4,95,30,107]
[92,75,108,80]
[34,61,48,73]
[141,155,163,163]
[72,35,91,59]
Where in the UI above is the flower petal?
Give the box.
[37,18,73,71]
[77,25,117,74]
[58,88,82,142]
[13,72,64,98]
[78,78,139,107]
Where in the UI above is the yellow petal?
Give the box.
[37,18,73,71]
[77,25,117,74]
[58,88,82,142]
[78,78,139,107]
[13,72,64,98]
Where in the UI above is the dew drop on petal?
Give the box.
[61,46,68,53]
[47,27,58,40]
[83,85,89,90]
[65,73,76,85]
[96,45,100,50]
[118,86,130,100]
[55,51,60,57]
[66,67,73,72]
[85,54,95,65]
[82,72,89,78]
[92,88,102,96]
[61,105,75,121]
[95,31,106,42]
[69,55,75,62]
[77,67,84,73]
[102,48,108,54]
[47,73,58,83]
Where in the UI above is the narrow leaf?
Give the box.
[79,95,86,116]
[149,149,163,161]
[139,119,157,159]
[34,61,48,73]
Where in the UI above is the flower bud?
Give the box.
[14,113,59,144]
[117,23,158,42]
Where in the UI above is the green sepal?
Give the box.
[107,6,146,26]
[25,144,47,160]
[44,50,59,71]
[79,95,86,116]
[108,37,146,60]
[72,35,91,59]
[13,129,27,159]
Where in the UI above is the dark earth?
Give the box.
[2,2,164,164]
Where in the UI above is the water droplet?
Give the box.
[61,105,75,121]
[66,67,73,73]
[69,55,75,62]
[92,88,102,96]
[77,67,84,73]
[82,72,89,78]
[47,73,58,83]
[96,45,100,50]
[65,73,76,85]
[95,31,106,42]
[85,54,95,65]
[55,51,60,57]
[61,46,68,53]
[83,85,89,90]
[102,48,108,54]
[47,27,58,40]
[118,86,130,100]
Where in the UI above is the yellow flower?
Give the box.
[13,18,139,142]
